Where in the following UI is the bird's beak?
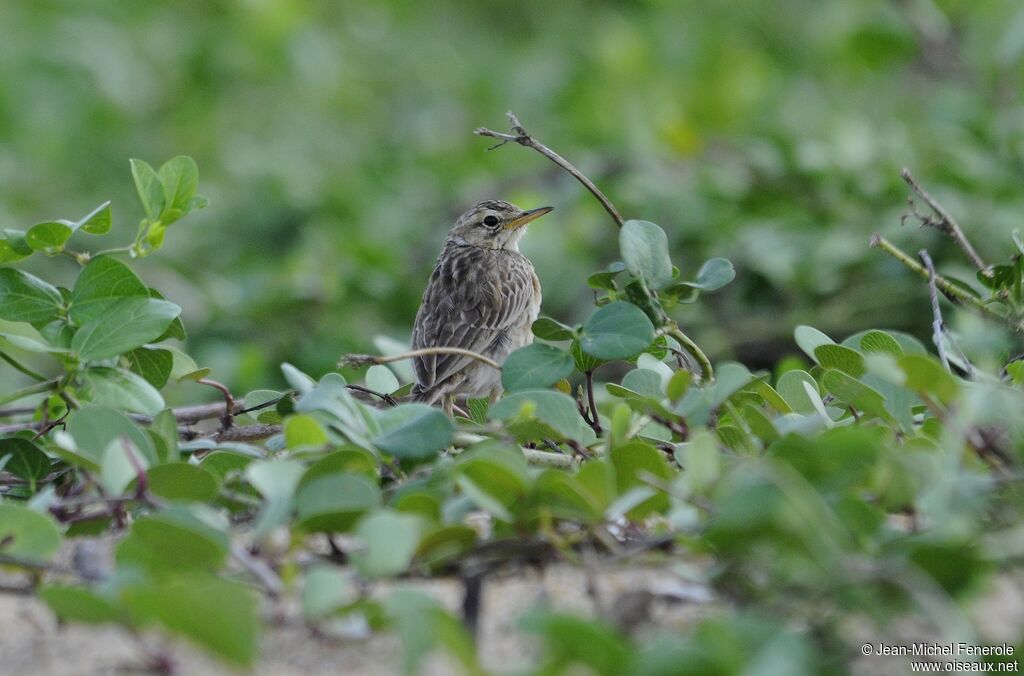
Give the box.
[505,206,554,230]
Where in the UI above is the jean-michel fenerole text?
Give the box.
[871,642,1015,657]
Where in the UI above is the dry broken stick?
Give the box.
[901,168,987,272]
[918,249,952,372]
[339,346,501,371]
[475,112,625,228]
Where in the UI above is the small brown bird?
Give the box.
[411,200,553,414]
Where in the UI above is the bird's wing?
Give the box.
[412,247,535,393]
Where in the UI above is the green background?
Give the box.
[2,0,1022,392]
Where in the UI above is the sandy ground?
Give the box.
[0,546,711,676]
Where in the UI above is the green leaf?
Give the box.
[373,404,454,460]
[384,591,481,676]
[610,441,672,519]
[76,201,113,235]
[794,325,834,362]
[351,509,425,577]
[580,301,656,360]
[0,229,34,263]
[284,413,328,450]
[490,389,592,440]
[898,354,960,405]
[571,339,604,372]
[69,256,148,325]
[130,158,165,221]
[860,330,904,356]
[820,369,895,423]
[149,408,180,463]
[776,370,820,414]
[680,429,721,493]
[621,368,664,399]
[147,463,219,502]
[25,221,72,251]
[79,366,165,416]
[296,473,381,532]
[521,610,630,675]
[587,261,627,291]
[100,437,149,495]
[125,346,173,389]
[0,504,61,561]
[690,257,736,291]
[39,586,121,624]
[302,566,354,619]
[123,573,258,666]
[116,507,230,573]
[0,268,63,325]
[813,344,866,377]
[501,343,574,391]
[620,220,674,290]
[157,156,199,223]
[72,297,180,361]
[666,369,692,402]
[532,316,577,341]
[66,405,157,467]
[0,437,50,486]
[365,364,400,394]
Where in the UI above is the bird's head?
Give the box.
[447,200,553,251]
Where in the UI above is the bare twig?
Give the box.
[197,378,235,431]
[919,249,952,372]
[871,234,1024,333]
[213,424,281,443]
[585,371,603,435]
[475,112,625,228]
[340,347,501,371]
[344,384,399,407]
[230,542,283,597]
[901,168,986,271]
[665,325,713,383]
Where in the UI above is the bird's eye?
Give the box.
[483,215,499,227]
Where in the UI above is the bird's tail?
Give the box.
[409,384,441,405]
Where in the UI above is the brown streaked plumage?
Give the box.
[411,200,552,413]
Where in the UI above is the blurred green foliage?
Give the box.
[2,0,1024,394]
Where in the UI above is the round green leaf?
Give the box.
[146,463,220,502]
[72,297,181,361]
[620,220,673,290]
[813,344,866,377]
[25,221,73,251]
[580,302,656,360]
[794,325,834,362]
[79,366,165,416]
[69,256,148,325]
[365,364,400,394]
[501,343,574,391]
[0,437,51,485]
[373,404,454,460]
[350,509,426,578]
[0,504,61,562]
[690,257,736,291]
[296,473,381,532]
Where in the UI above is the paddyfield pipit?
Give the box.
[411,200,553,414]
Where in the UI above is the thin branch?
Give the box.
[197,378,235,431]
[871,233,1024,333]
[664,325,714,383]
[344,384,398,407]
[585,371,603,435]
[475,111,625,228]
[919,249,952,372]
[340,347,501,371]
[901,168,986,271]
[213,424,281,443]
[230,542,283,597]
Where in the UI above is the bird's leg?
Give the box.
[488,388,502,404]
[442,394,454,419]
